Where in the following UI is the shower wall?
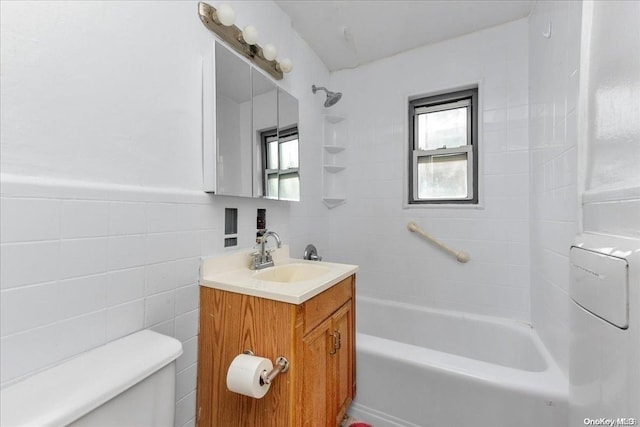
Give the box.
[325,19,531,321]
[579,0,640,239]
[528,0,582,375]
[580,1,640,196]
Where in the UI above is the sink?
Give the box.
[200,247,358,303]
[253,263,331,283]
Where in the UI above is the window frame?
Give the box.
[261,126,300,200]
[408,88,479,205]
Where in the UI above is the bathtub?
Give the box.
[349,296,568,427]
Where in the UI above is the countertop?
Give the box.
[200,246,358,304]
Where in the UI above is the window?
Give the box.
[408,88,478,204]
[262,127,300,201]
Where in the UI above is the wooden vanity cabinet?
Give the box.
[301,301,354,427]
[196,274,356,427]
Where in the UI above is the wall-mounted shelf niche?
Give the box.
[323,165,346,173]
[323,145,346,154]
[322,115,348,209]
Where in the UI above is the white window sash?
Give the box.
[413,98,471,115]
[412,145,474,201]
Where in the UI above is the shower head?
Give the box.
[312,85,342,108]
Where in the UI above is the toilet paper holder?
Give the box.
[244,350,290,386]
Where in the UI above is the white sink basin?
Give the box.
[252,263,331,283]
[200,246,358,304]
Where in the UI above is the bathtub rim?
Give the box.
[355,295,568,392]
[357,332,567,400]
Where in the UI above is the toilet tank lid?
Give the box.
[0,330,183,427]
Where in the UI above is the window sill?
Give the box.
[402,202,485,210]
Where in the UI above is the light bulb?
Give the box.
[241,25,259,45]
[215,4,235,27]
[279,58,293,73]
[263,44,277,61]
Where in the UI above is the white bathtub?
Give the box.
[349,296,568,427]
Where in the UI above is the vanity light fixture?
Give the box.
[212,3,235,26]
[241,25,259,45]
[198,2,291,80]
[262,44,277,61]
[278,59,293,74]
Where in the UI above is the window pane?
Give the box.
[279,139,299,170]
[278,173,300,201]
[417,107,468,150]
[266,173,278,199]
[417,153,468,199]
[267,140,279,170]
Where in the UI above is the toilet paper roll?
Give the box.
[226,354,273,399]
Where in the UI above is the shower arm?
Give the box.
[311,84,342,107]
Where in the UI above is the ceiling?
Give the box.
[275,1,533,72]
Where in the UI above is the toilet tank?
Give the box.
[1,330,183,427]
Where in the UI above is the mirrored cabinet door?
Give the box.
[251,70,278,198]
[203,41,300,201]
[215,44,252,197]
[275,89,300,201]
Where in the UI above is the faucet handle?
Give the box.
[250,251,262,264]
[303,244,322,261]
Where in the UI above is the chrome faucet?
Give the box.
[251,230,282,270]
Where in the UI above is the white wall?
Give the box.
[322,19,531,321]
[0,1,330,426]
[580,1,640,195]
[580,0,640,238]
[528,0,582,375]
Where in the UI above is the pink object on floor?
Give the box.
[349,423,373,427]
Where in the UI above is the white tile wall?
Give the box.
[57,275,108,319]
[106,267,146,306]
[0,282,58,336]
[61,201,110,239]
[528,0,582,376]
[59,238,109,279]
[106,300,145,341]
[109,202,147,236]
[0,198,60,243]
[108,235,147,270]
[1,1,331,425]
[0,177,291,426]
[321,19,531,322]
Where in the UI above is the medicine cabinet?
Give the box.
[203,41,300,201]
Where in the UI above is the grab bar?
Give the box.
[407,221,470,263]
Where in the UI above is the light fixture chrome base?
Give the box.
[198,2,283,80]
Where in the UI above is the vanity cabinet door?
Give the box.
[331,301,354,426]
[301,317,332,427]
[300,298,354,427]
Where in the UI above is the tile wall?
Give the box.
[0,178,290,426]
[0,1,330,425]
[528,0,582,375]
[324,19,531,321]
